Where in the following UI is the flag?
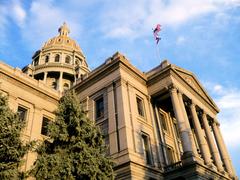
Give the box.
[153,24,161,44]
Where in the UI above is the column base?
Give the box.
[181,151,203,165]
[206,163,218,171]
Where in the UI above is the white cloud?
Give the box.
[0,4,8,41]
[213,84,223,93]
[204,82,240,148]
[0,0,26,48]
[99,0,240,39]
[11,0,26,27]
[176,36,186,45]
[2,0,239,49]
[0,0,26,30]
[20,0,83,50]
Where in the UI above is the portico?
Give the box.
[147,60,236,179]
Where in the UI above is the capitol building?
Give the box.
[0,23,237,179]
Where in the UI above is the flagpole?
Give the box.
[155,42,160,62]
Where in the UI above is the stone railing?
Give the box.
[164,161,182,172]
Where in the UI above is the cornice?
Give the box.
[119,63,147,85]
[146,64,172,86]
[34,63,75,71]
[73,54,147,93]
[41,47,84,56]
[73,58,121,93]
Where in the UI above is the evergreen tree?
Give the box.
[0,94,32,179]
[31,91,114,180]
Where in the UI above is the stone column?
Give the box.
[212,121,234,177]
[190,103,212,165]
[178,92,198,157]
[43,71,48,83]
[73,50,75,65]
[61,52,64,63]
[169,86,193,157]
[74,75,77,85]
[58,71,63,92]
[107,84,118,155]
[202,113,223,171]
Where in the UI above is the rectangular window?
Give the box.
[159,113,167,131]
[41,117,50,136]
[166,146,174,165]
[136,97,145,117]
[95,96,104,119]
[99,121,109,154]
[142,133,153,165]
[17,106,28,121]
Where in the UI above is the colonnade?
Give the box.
[43,71,74,92]
[169,85,235,178]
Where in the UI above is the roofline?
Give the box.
[73,52,147,92]
[0,61,61,102]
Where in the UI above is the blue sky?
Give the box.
[0,0,240,176]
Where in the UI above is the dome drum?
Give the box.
[32,51,85,68]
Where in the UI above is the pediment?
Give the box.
[173,67,218,109]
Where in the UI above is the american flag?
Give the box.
[153,24,161,44]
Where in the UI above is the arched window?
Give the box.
[75,57,82,65]
[45,55,49,63]
[55,54,60,62]
[34,59,39,66]
[65,56,71,64]
[63,83,69,92]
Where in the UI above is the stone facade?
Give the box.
[0,23,237,179]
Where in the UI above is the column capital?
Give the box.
[107,84,114,92]
[202,112,209,121]
[190,101,196,108]
[202,111,207,116]
[168,84,178,93]
[178,89,184,95]
[212,119,220,127]
[146,95,151,102]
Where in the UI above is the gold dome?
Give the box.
[42,22,84,55]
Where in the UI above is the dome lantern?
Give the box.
[58,22,70,36]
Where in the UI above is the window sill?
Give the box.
[95,117,107,124]
[137,115,146,121]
